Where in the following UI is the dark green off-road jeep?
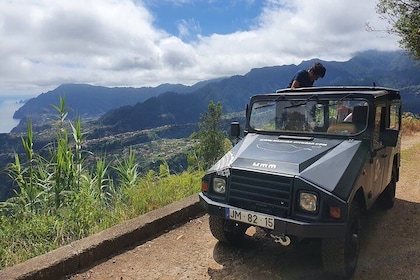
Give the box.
[199,86,401,278]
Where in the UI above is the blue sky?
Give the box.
[144,1,262,39]
[0,0,400,97]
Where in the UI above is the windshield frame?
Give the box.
[247,94,370,137]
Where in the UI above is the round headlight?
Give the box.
[299,192,318,212]
[213,177,226,194]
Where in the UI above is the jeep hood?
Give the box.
[209,133,368,193]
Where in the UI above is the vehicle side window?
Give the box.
[373,106,385,147]
[389,104,401,130]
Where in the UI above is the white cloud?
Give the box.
[0,0,400,97]
[177,18,201,40]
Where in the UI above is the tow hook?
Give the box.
[270,234,291,246]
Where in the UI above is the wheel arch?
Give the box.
[352,187,367,214]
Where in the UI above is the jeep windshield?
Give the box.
[249,97,369,136]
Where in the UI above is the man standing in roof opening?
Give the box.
[289,62,326,88]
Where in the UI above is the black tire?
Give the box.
[322,203,361,279]
[377,169,396,210]
[208,215,247,245]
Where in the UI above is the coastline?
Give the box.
[0,99,23,133]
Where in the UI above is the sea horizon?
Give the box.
[0,99,24,133]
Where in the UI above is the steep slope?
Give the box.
[12,80,222,123]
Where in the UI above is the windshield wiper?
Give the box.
[254,102,275,110]
[338,93,354,102]
[284,94,318,109]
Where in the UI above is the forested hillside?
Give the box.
[11,79,222,131]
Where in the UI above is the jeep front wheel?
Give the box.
[208,215,247,245]
[321,203,361,279]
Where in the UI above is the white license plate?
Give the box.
[226,207,275,229]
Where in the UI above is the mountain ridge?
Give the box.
[94,50,419,135]
[10,50,420,134]
[12,79,223,121]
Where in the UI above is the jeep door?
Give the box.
[370,105,389,201]
[381,102,401,187]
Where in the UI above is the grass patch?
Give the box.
[117,170,202,217]
[401,141,420,159]
[402,112,420,135]
[0,169,203,269]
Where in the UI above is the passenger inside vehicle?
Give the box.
[327,105,368,135]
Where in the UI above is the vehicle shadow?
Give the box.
[208,198,420,280]
[354,198,420,279]
[209,229,331,279]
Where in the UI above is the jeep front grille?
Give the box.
[228,169,293,217]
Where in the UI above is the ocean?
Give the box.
[0,99,24,133]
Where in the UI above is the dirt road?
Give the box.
[69,134,420,280]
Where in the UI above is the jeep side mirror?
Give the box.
[231,121,240,138]
[381,129,399,147]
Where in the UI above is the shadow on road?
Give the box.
[210,230,331,279]
[208,198,420,280]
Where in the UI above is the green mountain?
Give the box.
[11,79,222,132]
[95,50,420,135]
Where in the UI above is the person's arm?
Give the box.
[290,80,300,88]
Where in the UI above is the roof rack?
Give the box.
[275,86,398,94]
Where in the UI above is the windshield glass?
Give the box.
[249,98,369,136]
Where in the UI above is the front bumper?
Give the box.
[199,192,346,238]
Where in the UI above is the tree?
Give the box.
[190,101,228,170]
[376,0,420,59]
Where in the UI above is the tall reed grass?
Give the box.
[0,98,202,269]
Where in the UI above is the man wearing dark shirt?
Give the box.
[289,62,326,88]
